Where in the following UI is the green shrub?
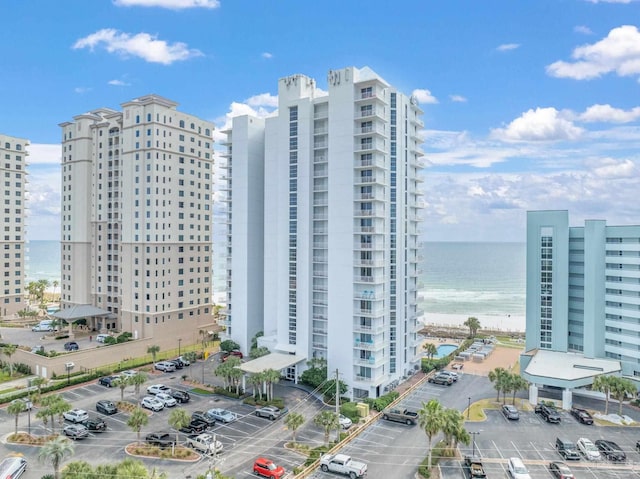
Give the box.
[340,401,360,422]
[116,332,132,343]
[104,336,117,345]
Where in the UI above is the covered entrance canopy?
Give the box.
[239,352,307,375]
[51,304,115,336]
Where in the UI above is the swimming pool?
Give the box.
[435,344,458,358]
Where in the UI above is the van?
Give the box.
[507,457,531,479]
[0,455,27,479]
[556,437,581,460]
[31,320,55,332]
[96,334,110,343]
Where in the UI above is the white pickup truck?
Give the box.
[185,433,223,455]
[319,453,367,479]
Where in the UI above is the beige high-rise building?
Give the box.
[59,95,216,341]
[0,134,28,318]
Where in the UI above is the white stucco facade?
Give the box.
[224,67,424,398]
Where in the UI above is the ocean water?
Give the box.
[25,241,526,320]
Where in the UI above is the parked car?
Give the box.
[154,361,176,372]
[166,359,184,370]
[64,341,79,351]
[507,457,531,479]
[502,404,520,420]
[548,461,574,479]
[63,409,89,423]
[145,432,175,448]
[146,384,171,395]
[535,404,561,423]
[186,433,223,454]
[121,370,139,378]
[339,414,353,429]
[576,437,601,461]
[64,424,89,440]
[155,392,177,408]
[207,408,237,423]
[255,405,288,420]
[96,400,118,415]
[427,373,453,386]
[555,437,581,460]
[438,370,458,382]
[141,396,164,412]
[98,375,121,387]
[0,455,28,479]
[82,417,107,432]
[95,334,111,343]
[570,407,594,425]
[253,457,285,478]
[221,350,243,361]
[595,439,626,462]
[179,420,210,436]
[171,389,191,403]
[191,410,217,427]
[10,398,33,411]
[176,355,191,366]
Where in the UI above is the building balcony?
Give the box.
[354,209,385,218]
[354,356,385,367]
[313,328,328,335]
[314,127,328,135]
[356,307,386,317]
[312,342,328,350]
[354,141,386,154]
[354,90,388,104]
[355,154,385,169]
[314,110,328,120]
[353,323,385,334]
[410,116,425,128]
[354,258,384,267]
[356,109,385,121]
[354,124,386,137]
[354,175,385,186]
[314,141,328,149]
[354,339,384,351]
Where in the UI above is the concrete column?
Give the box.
[242,374,246,393]
[562,388,573,410]
[529,383,538,405]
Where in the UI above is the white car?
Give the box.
[63,409,89,423]
[147,384,172,395]
[155,392,177,407]
[207,408,237,423]
[95,333,111,343]
[121,370,139,378]
[507,457,531,479]
[186,433,224,454]
[154,361,176,372]
[577,437,602,461]
[177,355,191,366]
[141,396,165,412]
[339,414,353,429]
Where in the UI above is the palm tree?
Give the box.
[60,460,95,479]
[147,345,160,363]
[32,376,48,396]
[127,407,149,445]
[488,367,509,403]
[3,344,17,376]
[39,395,71,433]
[130,372,147,400]
[247,372,264,399]
[508,374,529,406]
[313,410,339,445]
[39,436,75,479]
[7,399,26,437]
[611,377,637,416]
[463,316,481,338]
[422,343,438,359]
[418,398,444,469]
[113,376,130,402]
[52,280,59,302]
[440,408,469,455]
[285,412,305,444]
[263,368,281,402]
[168,408,191,455]
[592,374,615,415]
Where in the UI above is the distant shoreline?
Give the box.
[421,312,525,333]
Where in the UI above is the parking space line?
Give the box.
[492,440,503,459]
[529,441,546,460]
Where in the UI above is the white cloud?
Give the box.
[449,94,467,103]
[584,0,635,3]
[113,0,219,9]
[74,87,91,94]
[587,157,637,178]
[578,104,640,123]
[28,144,61,165]
[496,43,520,52]
[108,79,130,86]
[412,88,438,104]
[491,107,584,142]
[245,93,278,108]
[73,29,203,65]
[261,52,273,59]
[574,25,593,35]
[546,25,640,80]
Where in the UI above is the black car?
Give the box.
[167,359,184,370]
[64,341,79,351]
[191,410,216,427]
[98,376,119,387]
[145,432,176,448]
[570,407,594,425]
[595,439,626,462]
[96,400,118,415]
[179,419,209,435]
[535,404,561,423]
[83,416,107,432]
[171,389,191,403]
[501,404,520,420]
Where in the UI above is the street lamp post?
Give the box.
[178,338,182,357]
[467,397,471,420]
[470,431,481,458]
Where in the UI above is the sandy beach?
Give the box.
[421,312,525,333]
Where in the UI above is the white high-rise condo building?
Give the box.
[521,210,640,409]
[222,67,425,398]
[59,95,216,341]
[0,134,28,318]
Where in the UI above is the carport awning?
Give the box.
[524,350,621,381]
[239,352,306,374]
[51,304,112,320]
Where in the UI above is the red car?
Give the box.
[222,350,243,361]
[253,457,285,478]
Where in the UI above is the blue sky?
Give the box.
[2,0,640,241]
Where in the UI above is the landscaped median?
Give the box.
[125,443,200,461]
